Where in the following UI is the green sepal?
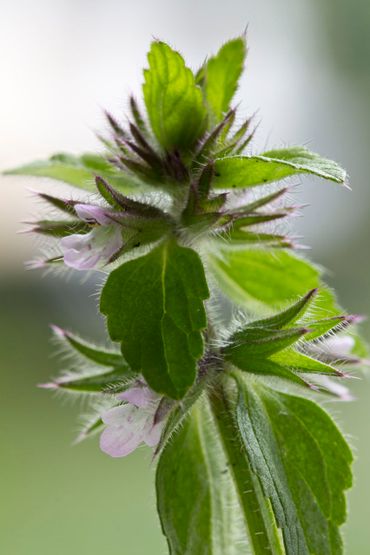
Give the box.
[36,192,76,215]
[44,366,134,394]
[216,229,292,248]
[32,219,90,238]
[75,412,106,443]
[270,350,341,376]
[303,315,348,341]
[155,365,217,456]
[230,358,314,390]
[52,326,128,367]
[248,289,317,330]
[225,327,309,359]
[232,187,288,213]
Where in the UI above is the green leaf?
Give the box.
[4,152,139,192]
[235,378,352,554]
[143,41,207,151]
[100,240,209,399]
[156,400,245,555]
[208,248,338,317]
[202,37,246,123]
[213,147,347,189]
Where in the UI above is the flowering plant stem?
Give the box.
[7,33,367,554]
[209,381,285,555]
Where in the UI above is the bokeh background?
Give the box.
[1,0,370,553]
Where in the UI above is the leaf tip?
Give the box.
[50,324,66,339]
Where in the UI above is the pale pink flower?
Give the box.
[322,335,355,356]
[100,382,166,458]
[61,203,123,270]
[313,375,354,402]
[311,334,357,401]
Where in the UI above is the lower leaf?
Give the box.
[156,376,352,555]
[235,375,352,555]
[156,399,246,555]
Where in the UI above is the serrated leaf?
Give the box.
[143,41,207,151]
[202,37,246,123]
[156,400,245,555]
[235,378,352,554]
[100,240,209,399]
[213,147,346,189]
[208,248,338,317]
[4,152,139,192]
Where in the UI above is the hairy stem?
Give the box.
[209,380,285,555]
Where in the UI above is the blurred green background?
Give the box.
[1,0,370,553]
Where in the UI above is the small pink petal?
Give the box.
[38,382,58,389]
[100,425,143,457]
[75,204,112,225]
[325,336,355,356]
[118,386,159,408]
[101,404,138,427]
[144,421,165,447]
[315,375,354,402]
[61,226,123,270]
[50,324,66,338]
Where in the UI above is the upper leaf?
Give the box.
[202,36,246,123]
[236,378,352,554]
[100,240,209,399]
[4,152,139,192]
[156,400,245,555]
[143,41,207,151]
[208,247,338,317]
[213,147,347,189]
